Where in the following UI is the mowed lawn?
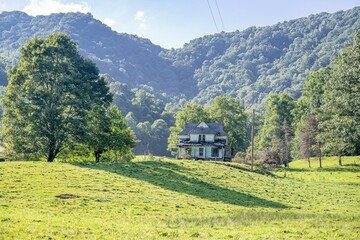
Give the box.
[0,156,359,239]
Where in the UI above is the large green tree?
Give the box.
[207,96,248,152]
[293,67,331,168]
[2,33,112,162]
[320,31,360,165]
[256,94,296,167]
[257,94,295,149]
[167,102,210,155]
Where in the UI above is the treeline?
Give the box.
[167,31,359,167]
[252,31,360,168]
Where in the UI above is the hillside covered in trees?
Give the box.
[0,8,359,104]
[0,7,359,156]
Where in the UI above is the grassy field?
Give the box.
[0,156,359,239]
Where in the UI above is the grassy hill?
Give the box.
[0,156,359,239]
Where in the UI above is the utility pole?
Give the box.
[251,109,255,172]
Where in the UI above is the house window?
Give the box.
[198,135,201,142]
[202,135,206,141]
[199,147,204,157]
[211,148,219,157]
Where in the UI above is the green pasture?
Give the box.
[0,156,359,239]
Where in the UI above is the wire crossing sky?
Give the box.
[0,0,359,48]
[206,0,226,32]
[206,0,219,32]
[215,0,226,31]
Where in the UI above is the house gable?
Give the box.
[197,122,209,128]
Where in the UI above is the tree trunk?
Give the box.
[47,145,56,162]
[283,161,289,168]
[47,136,58,162]
[95,151,99,163]
[47,152,55,162]
[338,153,342,166]
[308,157,311,168]
[95,150,103,163]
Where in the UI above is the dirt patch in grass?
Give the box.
[55,194,79,199]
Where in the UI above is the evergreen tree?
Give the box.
[293,67,331,167]
[256,94,295,167]
[320,31,360,165]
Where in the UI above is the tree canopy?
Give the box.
[207,96,248,152]
[2,33,112,162]
[320,31,360,163]
[255,94,295,167]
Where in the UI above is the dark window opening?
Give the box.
[212,148,219,157]
[199,147,204,156]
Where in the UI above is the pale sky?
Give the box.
[1,0,359,49]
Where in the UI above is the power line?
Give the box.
[214,0,225,31]
[206,0,219,32]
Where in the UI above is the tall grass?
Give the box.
[0,156,359,239]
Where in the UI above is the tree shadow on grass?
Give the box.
[283,165,360,173]
[279,168,312,172]
[168,210,344,227]
[209,161,277,177]
[316,166,360,173]
[72,161,287,209]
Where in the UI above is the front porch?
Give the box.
[178,145,226,161]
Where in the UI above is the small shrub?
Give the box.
[257,147,282,169]
[232,152,248,164]
[121,152,134,162]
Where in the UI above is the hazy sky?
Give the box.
[1,0,359,49]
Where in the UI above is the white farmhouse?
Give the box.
[177,122,232,161]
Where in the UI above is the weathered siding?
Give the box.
[189,134,215,142]
[206,135,215,142]
[190,134,199,142]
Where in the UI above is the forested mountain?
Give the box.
[0,11,195,96]
[0,8,359,105]
[162,8,360,106]
[0,7,359,156]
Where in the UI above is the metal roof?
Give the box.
[178,122,227,136]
